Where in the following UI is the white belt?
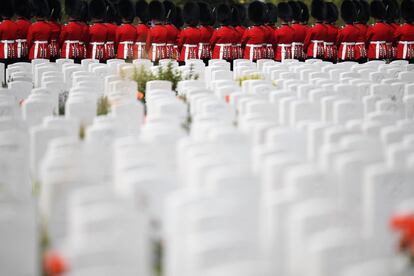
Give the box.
[151,43,165,61]
[370,41,386,59]
[217,43,232,60]
[324,42,334,46]
[311,40,324,58]
[292,42,304,46]
[120,41,134,59]
[278,44,291,62]
[64,40,79,58]
[355,42,365,45]
[91,42,105,59]
[106,41,114,44]
[340,42,355,60]
[184,44,197,61]
[34,41,48,58]
[166,43,174,46]
[246,44,262,61]
[136,42,146,46]
[1,40,14,59]
[399,41,414,59]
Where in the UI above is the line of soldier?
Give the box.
[0,0,413,68]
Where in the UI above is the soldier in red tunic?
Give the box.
[164,1,180,60]
[337,0,359,61]
[384,0,400,59]
[304,0,328,59]
[27,0,52,60]
[198,2,214,64]
[177,2,201,64]
[14,0,31,61]
[210,4,235,61]
[290,1,306,61]
[134,0,150,59]
[116,0,137,60]
[0,0,18,68]
[366,0,394,60]
[274,2,294,62]
[354,0,369,63]
[146,0,168,62]
[395,0,414,62]
[231,6,244,60]
[60,0,84,60]
[87,0,107,62]
[241,1,266,62]
[324,2,338,62]
[263,3,277,60]
[78,1,89,61]
[104,1,118,60]
[48,0,62,62]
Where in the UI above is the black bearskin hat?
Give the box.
[298,1,309,22]
[174,6,184,28]
[383,0,400,22]
[326,2,339,23]
[79,0,88,21]
[149,0,165,21]
[235,4,247,23]
[266,3,278,24]
[199,2,212,25]
[231,5,241,26]
[401,0,414,22]
[288,1,301,21]
[370,0,386,20]
[65,0,81,18]
[105,1,117,23]
[118,0,135,22]
[311,0,327,21]
[89,0,105,20]
[183,1,199,26]
[15,0,31,18]
[33,0,50,17]
[341,0,357,23]
[217,4,231,25]
[248,1,265,24]
[136,0,149,23]
[49,0,62,21]
[357,0,370,23]
[278,2,293,22]
[164,0,176,23]
[0,0,14,18]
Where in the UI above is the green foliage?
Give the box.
[97,96,111,116]
[236,73,265,86]
[130,62,199,102]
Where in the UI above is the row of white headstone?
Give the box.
[1,57,414,276]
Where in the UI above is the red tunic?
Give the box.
[210,25,236,60]
[262,25,275,59]
[87,22,107,60]
[198,25,214,59]
[165,24,180,59]
[324,24,338,61]
[105,23,117,59]
[394,23,414,60]
[354,23,368,60]
[337,23,360,61]
[135,23,149,59]
[177,26,200,62]
[240,25,265,61]
[116,23,137,60]
[304,22,327,59]
[48,21,61,59]
[291,23,307,60]
[366,22,394,60]
[274,24,295,61]
[15,18,31,59]
[0,19,18,59]
[59,21,84,59]
[27,20,52,59]
[231,26,243,59]
[146,24,168,62]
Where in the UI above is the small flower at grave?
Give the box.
[391,213,414,261]
[43,250,69,275]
